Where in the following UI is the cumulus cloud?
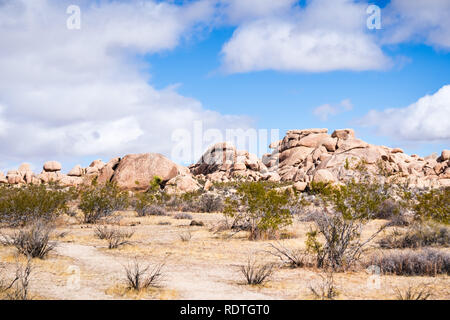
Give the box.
[382,0,450,49]
[313,99,353,121]
[220,0,390,73]
[0,0,252,169]
[360,84,450,142]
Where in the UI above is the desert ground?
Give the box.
[1,210,448,300]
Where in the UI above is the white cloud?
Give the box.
[361,84,450,142]
[0,0,252,169]
[382,0,450,49]
[218,0,296,24]
[313,99,353,121]
[220,0,390,73]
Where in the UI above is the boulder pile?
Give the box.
[1,128,448,192]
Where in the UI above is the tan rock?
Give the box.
[165,175,201,194]
[0,171,7,184]
[8,174,24,184]
[336,138,369,152]
[391,148,404,154]
[331,129,355,140]
[321,137,338,152]
[204,180,213,191]
[111,153,178,191]
[297,133,330,148]
[293,181,307,192]
[68,165,83,177]
[18,163,32,173]
[279,146,314,167]
[43,161,62,172]
[313,169,335,183]
[441,150,450,161]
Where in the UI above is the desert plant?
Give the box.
[413,187,449,224]
[179,231,192,242]
[174,213,193,220]
[139,205,166,217]
[124,259,165,290]
[367,248,450,276]
[79,182,129,224]
[240,257,274,285]
[1,220,56,259]
[1,258,33,300]
[0,184,74,226]
[268,242,314,268]
[379,222,449,249]
[198,194,223,213]
[94,226,134,249]
[224,182,292,240]
[309,272,339,300]
[395,285,432,300]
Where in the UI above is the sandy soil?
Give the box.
[0,211,448,300]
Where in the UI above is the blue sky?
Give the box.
[0,0,449,172]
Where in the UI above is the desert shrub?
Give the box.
[413,187,449,224]
[395,285,432,300]
[379,222,449,249]
[138,204,166,217]
[124,259,165,290]
[94,226,133,249]
[309,272,339,300]
[268,242,315,268]
[0,258,33,300]
[240,257,274,285]
[305,176,390,271]
[1,220,56,259]
[198,193,223,213]
[374,199,403,220]
[223,182,292,240]
[79,182,129,224]
[179,231,192,242]
[0,184,74,226]
[367,249,450,276]
[174,213,193,220]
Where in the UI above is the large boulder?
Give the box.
[111,153,178,191]
[0,171,7,184]
[165,175,201,194]
[43,161,62,172]
[441,150,450,161]
[331,129,355,140]
[97,157,121,184]
[68,165,84,177]
[313,169,335,183]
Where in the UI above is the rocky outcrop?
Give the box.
[1,128,448,192]
[189,142,279,183]
[111,153,179,191]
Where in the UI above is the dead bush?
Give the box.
[198,194,223,213]
[240,257,274,285]
[1,220,56,259]
[309,272,339,300]
[268,242,315,268]
[179,231,192,242]
[124,259,165,290]
[0,258,33,300]
[395,284,432,300]
[367,249,449,276]
[137,204,166,217]
[94,226,134,249]
[174,213,193,220]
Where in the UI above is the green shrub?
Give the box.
[0,184,74,226]
[379,222,449,249]
[413,187,449,224]
[223,182,292,240]
[79,182,129,223]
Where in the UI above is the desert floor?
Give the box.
[1,211,448,300]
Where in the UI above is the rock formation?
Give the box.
[1,128,448,192]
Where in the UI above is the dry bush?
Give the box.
[198,194,223,213]
[240,257,274,285]
[395,284,432,300]
[379,223,449,249]
[0,258,33,300]
[94,226,134,249]
[309,272,339,300]
[137,205,166,217]
[267,242,315,268]
[1,220,56,259]
[179,231,192,242]
[174,213,193,220]
[124,259,165,291]
[367,249,449,276]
